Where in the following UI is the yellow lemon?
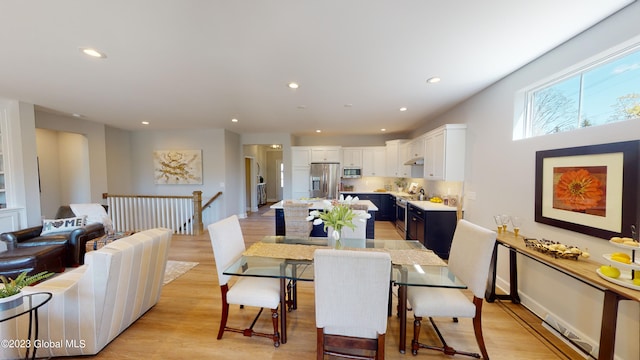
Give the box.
[599,265,620,278]
[611,255,632,264]
[612,252,630,260]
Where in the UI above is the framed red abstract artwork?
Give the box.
[535,141,640,239]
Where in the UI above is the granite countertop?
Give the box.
[271,199,378,211]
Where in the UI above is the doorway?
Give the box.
[275,159,283,201]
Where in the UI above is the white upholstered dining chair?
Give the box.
[407,219,496,359]
[208,215,281,347]
[314,249,391,360]
[327,209,368,240]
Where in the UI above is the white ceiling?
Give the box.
[0,1,634,136]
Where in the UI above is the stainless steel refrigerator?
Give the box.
[310,162,341,199]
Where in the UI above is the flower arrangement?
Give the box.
[394,177,407,190]
[306,196,371,243]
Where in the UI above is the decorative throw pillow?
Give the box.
[40,216,87,236]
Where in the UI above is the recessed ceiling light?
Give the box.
[426,77,441,84]
[79,47,107,58]
[399,107,407,112]
[381,128,387,132]
[141,121,149,125]
[344,104,353,108]
[316,129,322,133]
[72,113,82,118]
[288,82,299,89]
[231,118,238,122]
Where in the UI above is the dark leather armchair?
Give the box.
[0,206,106,267]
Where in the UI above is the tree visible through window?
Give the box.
[523,46,640,138]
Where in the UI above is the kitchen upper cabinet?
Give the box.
[342,148,363,167]
[385,139,410,177]
[423,124,466,181]
[362,146,386,177]
[406,136,425,161]
[310,147,341,163]
[292,147,311,166]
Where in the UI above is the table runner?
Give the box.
[242,242,446,266]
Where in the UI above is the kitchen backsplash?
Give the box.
[341,177,463,198]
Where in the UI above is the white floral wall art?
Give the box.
[153,150,203,184]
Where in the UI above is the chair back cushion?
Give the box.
[314,249,391,339]
[208,215,246,286]
[447,220,496,298]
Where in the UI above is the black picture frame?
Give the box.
[534,140,640,239]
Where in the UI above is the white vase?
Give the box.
[0,291,24,311]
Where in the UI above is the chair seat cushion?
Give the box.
[407,287,475,318]
[226,276,280,309]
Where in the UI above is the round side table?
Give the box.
[0,292,52,360]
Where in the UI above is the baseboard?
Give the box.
[542,315,596,359]
[494,275,599,359]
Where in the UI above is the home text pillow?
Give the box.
[40,216,87,236]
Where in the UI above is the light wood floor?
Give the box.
[63,205,582,359]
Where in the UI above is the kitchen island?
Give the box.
[270,200,378,238]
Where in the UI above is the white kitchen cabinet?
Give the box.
[342,148,363,167]
[291,165,311,199]
[310,147,341,163]
[291,147,312,199]
[423,124,466,181]
[385,139,410,177]
[406,136,425,161]
[292,147,311,166]
[0,208,22,233]
[362,146,386,177]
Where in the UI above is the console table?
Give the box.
[486,231,639,360]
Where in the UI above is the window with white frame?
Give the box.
[515,42,640,139]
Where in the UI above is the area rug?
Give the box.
[163,260,199,285]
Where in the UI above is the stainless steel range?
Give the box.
[395,196,408,238]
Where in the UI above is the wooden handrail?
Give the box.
[103,193,192,199]
[203,191,223,209]
[179,191,223,234]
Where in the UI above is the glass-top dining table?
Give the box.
[223,236,466,353]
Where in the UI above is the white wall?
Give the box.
[35,129,61,217]
[35,111,108,206]
[36,129,91,217]
[105,126,133,194]
[414,3,640,359]
[127,128,229,226]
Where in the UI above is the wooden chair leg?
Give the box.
[377,333,385,360]
[218,285,230,339]
[316,328,324,360]
[472,297,489,359]
[270,309,280,347]
[411,316,422,355]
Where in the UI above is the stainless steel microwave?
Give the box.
[343,167,361,178]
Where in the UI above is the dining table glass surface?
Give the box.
[223,236,466,289]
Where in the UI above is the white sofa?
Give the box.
[5,228,172,358]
